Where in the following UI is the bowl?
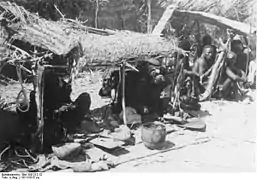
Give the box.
[141,121,166,150]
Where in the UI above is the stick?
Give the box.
[245,25,251,76]
[199,37,233,101]
[147,0,152,33]
[199,52,225,101]
[121,62,127,126]
[0,145,10,161]
[115,138,211,166]
[33,64,45,153]
[125,62,139,72]
[54,4,65,19]
[152,4,177,35]
[6,43,31,58]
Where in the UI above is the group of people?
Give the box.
[98,31,256,127]
[176,32,255,101]
[99,59,169,121]
[6,30,255,154]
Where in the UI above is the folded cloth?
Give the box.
[39,156,114,172]
[52,143,81,161]
[26,148,114,172]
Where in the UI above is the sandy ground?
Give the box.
[112,97,256,172]
[71,76,256,172]
[1,74,256,172]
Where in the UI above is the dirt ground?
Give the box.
[0,73,256,172]
[71,75,256,172]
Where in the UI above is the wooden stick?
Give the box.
[54,4,65,19]
[152,4,177,35]
[121,62,127,126]
[115,137,211,166]
[33,64,45,153]
[0,145,10,161]
[147,0,152,33]
[199,51,226,101]
[199,37,233,101]
[245,26,251,76]
[6,43,31,58]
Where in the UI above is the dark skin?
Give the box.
[218,53,247,98]
[226,53,246,82]
[190,46,215,96]
[192,46,214,77]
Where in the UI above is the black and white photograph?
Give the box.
[0,0,256,176]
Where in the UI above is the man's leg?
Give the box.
[192,75,201,98]
[219,78,233,99]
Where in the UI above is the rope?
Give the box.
[16,65,30,112]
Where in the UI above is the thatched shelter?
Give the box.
[79,30,180,67]
[152,6,257,36]
[0,1,84,102]
[152,4,256,101]
[0,1,85,152]
[0,1,182,70]
[0,1,182,152]
[158,0,256,23]
[0,1,182,107]
[0,2,83,57]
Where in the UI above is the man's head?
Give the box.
[231,40,244,53]
[226,51,237,66]
[178,39,191,51]
[202,45,214,61]
[99,70,119,97]
[202,34,212,46]
[74,92,91,115]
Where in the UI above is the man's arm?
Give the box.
[225,67,246,82]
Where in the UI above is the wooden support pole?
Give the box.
[152,5,177,35]
[33,64,45,153]
[121,62,127,126]
[147,0,152,33]
[95,0,99,28]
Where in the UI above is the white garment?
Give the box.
[247,60,256,84]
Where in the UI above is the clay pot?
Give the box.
[141,121,166,150]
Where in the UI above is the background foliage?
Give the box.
[1,0,255,32]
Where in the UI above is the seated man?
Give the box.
[231,39,248,72]
[216,52,247,99]
[192,45,216,97]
